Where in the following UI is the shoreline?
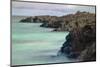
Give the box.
[13,11,96,62]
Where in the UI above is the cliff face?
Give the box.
[59,12,96,61]
[60,24,96,61]
[20,11,96,61]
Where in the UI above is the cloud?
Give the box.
[12,1,95,16]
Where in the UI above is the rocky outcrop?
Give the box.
[39,16,62,28]
[20,11,95,31]
[55,12,96,61]
[54,11,96,31]
[20,17,33,22]
[60,24,96,61]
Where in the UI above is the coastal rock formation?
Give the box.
[54,11,96,31]
[20,11,96,61]
[60,23,96,61]
[58,12,96,61]
[20,11,95,31]
[39,16,62,28]
[20,17,33,22]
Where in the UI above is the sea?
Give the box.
[12,16,74,65]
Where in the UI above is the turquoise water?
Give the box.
[12,16,73,65]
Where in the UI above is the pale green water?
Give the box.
[12,16,73,65]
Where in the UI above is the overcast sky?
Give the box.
[12,1,95,16]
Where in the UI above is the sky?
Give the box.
[12,0,95,5]
[12,1,95,16]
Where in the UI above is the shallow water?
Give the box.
[12,16,74,65]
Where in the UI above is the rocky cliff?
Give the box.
[20,11,96,62]
[59,12,96,61]
[20,11,95,31]
[60,24,96,61]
